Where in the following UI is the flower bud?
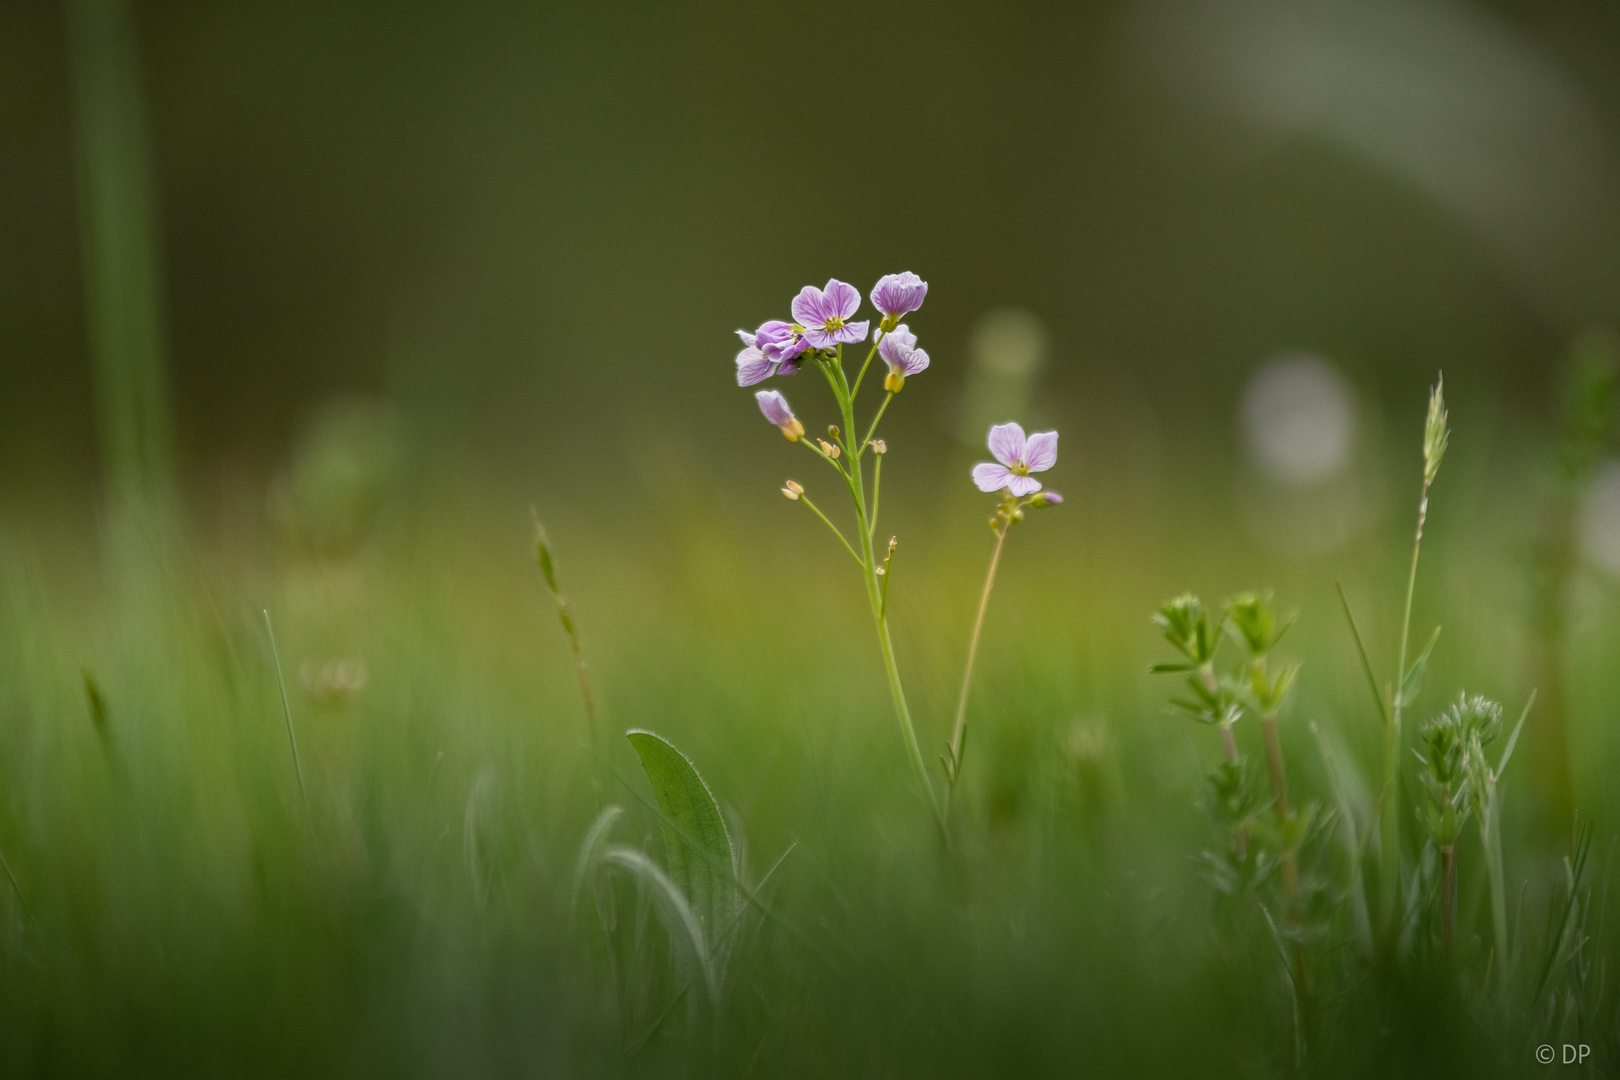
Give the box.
[782,480,804,500]
[817,439,840,459]
[872,439,887,455]
[1029,491,1063,508]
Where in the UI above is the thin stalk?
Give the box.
[827,349,937,823]
[943,524,1008,816]
[797,494,865,569]
[262,609,309,814]
[1441,842,1456,959]
[1483,776,1508,985]
[869,454,883,539]
[860,392,894,452]
[848,333,884,400]
[1219,721,1239,764]
[1383,476,1431,938]
[1262,713,1310,1017]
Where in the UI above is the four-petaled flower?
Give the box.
[871,272,928,328]
[756,390,804,440]
[736,320,811,387]
[792,279,869,350]
[972,423,1057,496]
[877,324,929,391]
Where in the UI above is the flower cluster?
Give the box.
[738,273,930,398]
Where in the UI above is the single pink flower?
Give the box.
[971,423,1057,496]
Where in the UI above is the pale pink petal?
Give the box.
[972,463,1014,492]
[986,423,1027,468]
[823,279,861,320]
[1005,474,1043,497]
[790,286,830,327]
[735,328,756,348]
[736,347,774,386]
[832,320,868,345]
[884,324,917,350]
[902,347,929,376]
[1022,431,1058,472]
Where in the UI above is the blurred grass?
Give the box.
[0,415,1616,1075]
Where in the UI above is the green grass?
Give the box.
[0,439,1617,1077]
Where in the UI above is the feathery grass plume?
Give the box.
[1531,329,1618,835]
[1414,693,1501,959]
[1378,374,1450,949]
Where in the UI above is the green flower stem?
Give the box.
[797,493,864,569]
[826,347,939,824]
[869,454,883,539]
[860,392,895,453]
[848,333,884,400]
[943,522,1008,819]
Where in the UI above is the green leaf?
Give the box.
[1149,662,1194,674]
[1397,626,1441,708]
[627,730,738,945]
[1335,583,1389,727]
[1496,690,1536,776]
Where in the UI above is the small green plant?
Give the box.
[1413,693,1502,959]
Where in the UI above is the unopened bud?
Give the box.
[872,439,887,455]
[884,371,905,393]
[1029,491,1063,508]
[818,439,840,459]
[1011,509,1025,524]
[782,480,804,500]
[827,425,841,438]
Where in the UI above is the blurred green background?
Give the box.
[5,0,1620,1075]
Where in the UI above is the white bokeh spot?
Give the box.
[1240,352,1356,485]
[1581,458,1620,577]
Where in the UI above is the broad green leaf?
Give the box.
[627,730,738,945]
[1397,626,1441,708]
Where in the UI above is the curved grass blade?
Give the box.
[601,845,718,1006]
[572,804,623,919]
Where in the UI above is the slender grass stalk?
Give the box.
[534,518,598,741]
[0,844,41,940]
[63,0,178,530]
[943,523,1008,817]
[262,609,309,813]
[1381,378,1449,943]
[1479,693,1533,995]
